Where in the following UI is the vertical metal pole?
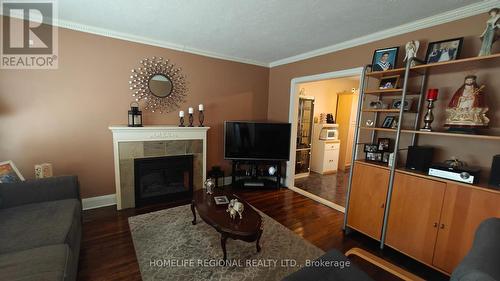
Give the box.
[343,65,370,231]
[379,58,414,249]
[411,59,427,146]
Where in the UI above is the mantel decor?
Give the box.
[129,57,187,113]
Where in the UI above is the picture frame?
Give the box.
[214,196,229,205]
[0,160,25,183]
[377,138,391,151]
[391,98,414,111]
[364,144,379,153]
[366,152,383,162]
[424,37,463,64]
[379,75,400,89]
[391,117,399,129]
[381,116,396,128]
[382,152,391,163]
[371,47,399,72]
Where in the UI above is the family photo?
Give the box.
[425,38,463,63]
[372,47,399,71]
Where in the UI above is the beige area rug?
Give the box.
[128,204,324,281]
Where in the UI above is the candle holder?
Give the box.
[198,110,204,127]
[420,99,436,131]
[188,113,194,127]
[179,116,185,127]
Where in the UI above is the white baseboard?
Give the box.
[82,194,117,210]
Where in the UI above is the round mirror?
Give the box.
[148,74,173,98]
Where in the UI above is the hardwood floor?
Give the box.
[78,188,448,281]
[295,170,349,207]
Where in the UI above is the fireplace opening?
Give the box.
[134,155,193,207]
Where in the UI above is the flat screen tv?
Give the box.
[224,121,291,161]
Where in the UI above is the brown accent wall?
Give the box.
[268,13,500,175]
[0,18,269,198]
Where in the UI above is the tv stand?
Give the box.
[231,160,283,189]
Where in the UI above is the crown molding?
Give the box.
[269,0,498,68]
[0,13,269,68]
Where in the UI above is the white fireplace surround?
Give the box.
[109,125,210,210]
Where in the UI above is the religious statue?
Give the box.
[404,40,420,67]
[445,75,489,130]
[479,8,500,56]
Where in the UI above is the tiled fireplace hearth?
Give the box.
[109,125,209,210]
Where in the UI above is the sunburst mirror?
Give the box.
[129,57,187,113]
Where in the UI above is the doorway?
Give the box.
[287,68,363,212]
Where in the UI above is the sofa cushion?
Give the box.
[0,244,70,281]
[0,199,81,254]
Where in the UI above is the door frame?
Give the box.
[286,67,363,213]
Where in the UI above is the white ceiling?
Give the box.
[51,0,496,66]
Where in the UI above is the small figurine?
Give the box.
[404,40,420,66]
[479,8,500,56]
[227,199,244,219]
[204,178,215,195]
[445,75,489,131]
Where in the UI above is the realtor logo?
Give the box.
[1,0,58,69]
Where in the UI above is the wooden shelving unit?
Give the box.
[344,53,500,253]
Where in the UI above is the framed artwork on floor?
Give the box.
[0,160,25,183]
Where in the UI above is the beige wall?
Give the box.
[268,13,500,175]
[0,17,269,198]
[298,78,359,122]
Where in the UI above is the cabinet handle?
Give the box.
[433,222,438,228]
[440,224,445,229]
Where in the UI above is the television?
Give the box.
[224,121,291,161]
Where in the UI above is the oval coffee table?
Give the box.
[191,189,263,260]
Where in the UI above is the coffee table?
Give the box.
[191,189,263,260]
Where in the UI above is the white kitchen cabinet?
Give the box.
[311,140,340,174]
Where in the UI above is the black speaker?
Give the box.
[489,155,500,189]
[406,146,434,172]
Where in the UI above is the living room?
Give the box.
[1,1,500,281]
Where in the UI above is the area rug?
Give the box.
[128,204,324,281]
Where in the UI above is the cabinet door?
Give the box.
[385,173,446,265]
[347,163,389,240]
[433,183,500,273]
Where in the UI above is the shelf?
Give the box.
[364,88,403,95]
[359,127,500,140]
[360,127,397,132]
[354,160,500,194]
[362,109,400,113]
[400,129,500,141]
[366,53,500,78]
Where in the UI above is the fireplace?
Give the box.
[134,155,193,207]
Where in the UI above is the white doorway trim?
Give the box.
[286,67,363,212]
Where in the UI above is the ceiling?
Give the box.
[51,1,496,66]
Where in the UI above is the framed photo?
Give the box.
[381,116,396,128]
[379,75,400,89]
[0,160,25,183]
[377,138,391,151]
[214,196,229,205]
[382,152,391,163]
[372,47,399,72]
[391,117,399,129]
[425,37,463,64]
[364,144,379,153]
[366,152,382,162]
[391,98,414,111]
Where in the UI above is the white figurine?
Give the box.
[404,40,420,67]
[227,199,244,219]
[479,8,500,56]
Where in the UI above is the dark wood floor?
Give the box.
[295,171,349,207]
[78,187,448,281]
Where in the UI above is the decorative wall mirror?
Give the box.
[129,57,187,113]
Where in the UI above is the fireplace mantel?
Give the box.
[109,125,210,210]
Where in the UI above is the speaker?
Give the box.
[489,155,500,188]
[406,146,434,172]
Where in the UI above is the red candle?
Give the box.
[426,89,438,100]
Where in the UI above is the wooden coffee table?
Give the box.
[191,189,263,260]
